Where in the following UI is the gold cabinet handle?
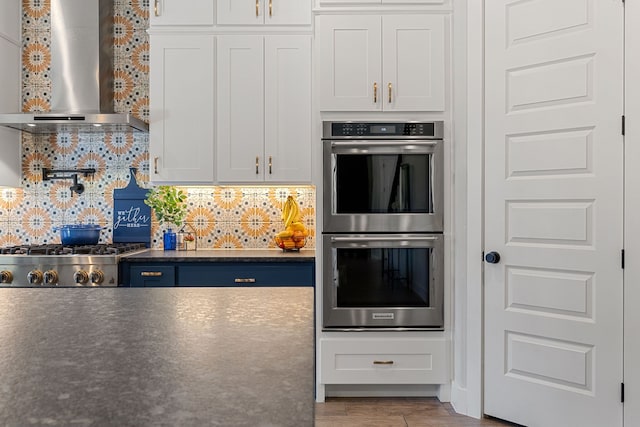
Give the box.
[373,82,378,103]
[154,157,159,174]
[256,0,260,16]
[141,272,163,277]
[388,83,392,103]
[235,278,256,283]
[269,0,272,16]
[373,360,394,365]
[269,156,272,174]
[154,0,160,16]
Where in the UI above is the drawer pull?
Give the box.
[141,272,163,277]
[235,278,256,283]
[373,360,394,365]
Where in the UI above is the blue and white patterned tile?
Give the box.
[213,187,253,223]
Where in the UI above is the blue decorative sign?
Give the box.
[113,168,151,247]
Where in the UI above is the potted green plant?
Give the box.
[144,186,188,250]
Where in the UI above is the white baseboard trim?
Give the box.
[450,381,471,417]
[325,384,440,398]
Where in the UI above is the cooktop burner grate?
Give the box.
[0,243,147,256]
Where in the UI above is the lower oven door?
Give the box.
[322,233,444,330]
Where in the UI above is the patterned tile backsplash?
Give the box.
[2,0,316,250]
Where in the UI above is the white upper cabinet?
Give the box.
[317,14,445,111]
[149,0,215,26]
[217,0,311,26]
[216,35,312,183]
[149,34,215,183]
[0,1,21,188]
[318,0,445,5]
[0,0,20,42]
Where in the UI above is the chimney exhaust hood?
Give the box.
[0,0,148,134]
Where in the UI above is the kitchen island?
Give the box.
[0,287,314,426]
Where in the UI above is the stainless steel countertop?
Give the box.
[0,287,314,426]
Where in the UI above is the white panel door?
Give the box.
[216,36,265,182]
[150,0,214,26]
[264,36,312,182]
[625,1,640,426]
[316,15,381,111]
[484,0,624,426]
[149,35,215,183]
[382,15,445,111]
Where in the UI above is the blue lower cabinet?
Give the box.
[129,265,176,287]
[120,261,314,287]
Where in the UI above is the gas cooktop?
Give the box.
[0,243,146,256]
[0,243,147,287]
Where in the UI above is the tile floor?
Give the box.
[315,397,517,427]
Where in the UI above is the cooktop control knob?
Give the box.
[43,270,59,285]
[27,270,44,285]
[74,270,89,285]
[0,271,13,284]
[90,270,104,285]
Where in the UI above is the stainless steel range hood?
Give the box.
[0,0,148,134]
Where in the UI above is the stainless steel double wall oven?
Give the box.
[322,121,444,330]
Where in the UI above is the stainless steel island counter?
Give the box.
[0,287,314,426]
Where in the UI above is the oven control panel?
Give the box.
[328,122,438,138]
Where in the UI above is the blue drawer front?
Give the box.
[130,266,176,287]
[178,262,314,287]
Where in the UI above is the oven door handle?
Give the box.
[330,236,439,242]
[331,140,439,148]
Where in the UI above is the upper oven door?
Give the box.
[323,138,443,232]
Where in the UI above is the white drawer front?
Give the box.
[320,338,449,384]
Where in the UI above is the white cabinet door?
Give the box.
[317,0,378,5]
[0,0,20,42]
[318,0,445,4]
[0,36,20,188]
[216,36,265,182]
[217,0,310,25]
[383,0,445,4]
[382,15,444,111]
[217,0,262,25]
[317,15,381,111]
[267,0,311,25]
[264,36,312,182]
[149,35,215,183]
[150,0,214,26]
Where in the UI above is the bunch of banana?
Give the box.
[275,195,308,250]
